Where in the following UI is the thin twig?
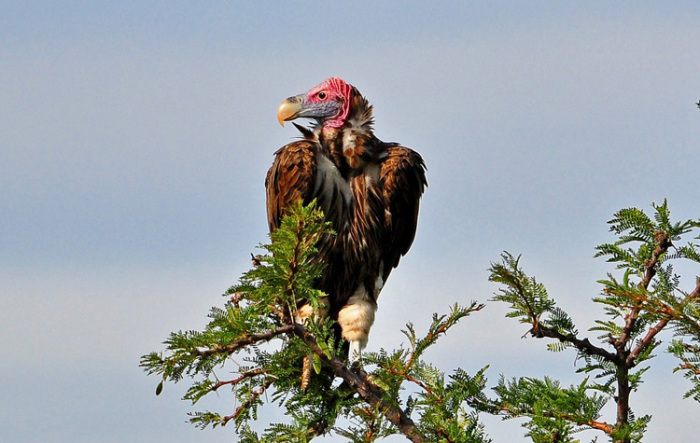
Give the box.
[193,325,294,357]
[211,368,268,393]
[385,367,437,400]
[532,325,618,362]
[628,318,668,365]
[222,377,275,426]
[496,404,616,435]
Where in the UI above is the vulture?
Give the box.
[266,78,426,364]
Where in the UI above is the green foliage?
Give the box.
[142,199,700,443]
[668,338,700,402]
[493,376,607,442]
[489,252,578,344]
[489,200,700,442]
[142,201,493,442]
[140,200,339,432]
[364,303,491,443]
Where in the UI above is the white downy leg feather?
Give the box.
[337,285,376,365]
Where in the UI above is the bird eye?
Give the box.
[317,91,327,100]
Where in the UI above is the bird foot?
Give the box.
[347,340,363,371]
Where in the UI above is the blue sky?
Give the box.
[2,2,699,441]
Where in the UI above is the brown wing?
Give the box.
[265,139,350,234]
[265,140,318,233]
[379,144,427,278]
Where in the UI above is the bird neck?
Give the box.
[317,93,382,173]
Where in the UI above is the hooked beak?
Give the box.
[277,94,305,126]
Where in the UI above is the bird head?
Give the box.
[277,78,354,128]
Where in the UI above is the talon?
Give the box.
[348,340,363,370]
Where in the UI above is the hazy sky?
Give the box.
[2,2,699,442]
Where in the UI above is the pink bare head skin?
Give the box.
[306,77,354,128]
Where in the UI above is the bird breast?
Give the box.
[314,152,352,207]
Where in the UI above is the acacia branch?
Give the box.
[689,281,700,300]
[211,368,268,393]
[495,404,615,435]
[680,363,700,375]
[386,367,437,400]
[532,325,618,363]
[291,322,426,443]
[618,232,671,349]
[222,376,275,426]
[508,270,543,330]
[675,281,700,333]
[193,325,295,358]
[502,267,618,361]
[628,318,668,364]
[502,269,614,361]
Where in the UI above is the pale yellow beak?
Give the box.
[277,96,304,127]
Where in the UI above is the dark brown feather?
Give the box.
[265,141,318,232]
[265,84,426,349]
[379,144,427,280]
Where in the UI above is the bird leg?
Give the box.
[348,340,363,370]
[337,288,377,370]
